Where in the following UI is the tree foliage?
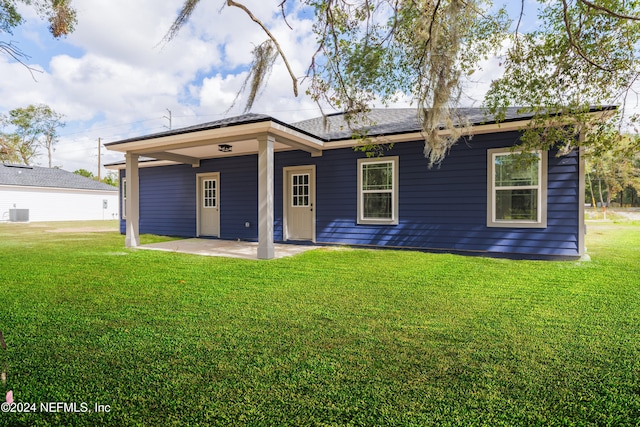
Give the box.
[101,171,119,187]
[0,104,65,166]
[73,169,119,187]
[586,135,640,207]
[73,168,94,178]
[486,0,640,160]
[167,0,640,165]
[1,0,77,72]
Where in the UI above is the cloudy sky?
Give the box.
[0,1,542,176]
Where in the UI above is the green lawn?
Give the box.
[0,220,638,426]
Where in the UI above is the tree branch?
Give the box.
[0,41,43,81]
[278,0,293,30]
[561,0,614,72]
[227,0,298,97]
[577,0,640,21]
[513,0,524,52]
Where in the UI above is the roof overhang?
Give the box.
[105,119,324,170]
[104,107,617,170]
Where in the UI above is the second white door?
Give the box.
[284,166,315,241]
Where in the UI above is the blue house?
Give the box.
[104,108,597,260]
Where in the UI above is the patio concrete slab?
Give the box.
[138,238,320,260]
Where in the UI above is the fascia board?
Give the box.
[105,121,325,155]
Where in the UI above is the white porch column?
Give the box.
[257,134,275,260]
[125,152,140,248]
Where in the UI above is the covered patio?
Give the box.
[105,114,324,259]
[137,238,321,260]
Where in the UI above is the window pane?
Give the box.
[363,163,392,190]
[363,193,392,219]
[495,153,539,187]
[203,179,216,208]
[496,189,538,221]
[291,173,310,207]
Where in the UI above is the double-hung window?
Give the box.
[487,148,547,228]
[357,157,399,225]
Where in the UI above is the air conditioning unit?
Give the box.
[9,209,29,222]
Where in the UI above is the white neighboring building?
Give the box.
[0,163,119,222]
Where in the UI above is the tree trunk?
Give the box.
[586,170,597,207]
[596,174,605,208]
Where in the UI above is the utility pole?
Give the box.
[163,109,172,130]
[97,137,101,181]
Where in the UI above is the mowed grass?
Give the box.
[0,221,638,426]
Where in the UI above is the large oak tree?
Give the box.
[166,0,640,165]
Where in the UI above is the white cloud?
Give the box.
[1,0,532,176]
[0,0,328,175]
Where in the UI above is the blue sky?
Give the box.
[1,0,330,174]
[0,0,620,175]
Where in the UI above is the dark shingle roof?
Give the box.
[106,106,618,147]
[290,107,537,141]
[105,113,275,146]
[0,164,118,191]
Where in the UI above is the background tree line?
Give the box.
[0,103,63,167]
[1,103,117,187]
[586,142,640,208]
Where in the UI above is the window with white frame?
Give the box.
[122,178,127,219]
[487,148,547,228]
[357,157,399,225]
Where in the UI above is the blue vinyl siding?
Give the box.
[120,155,259,240]
[120,130,581,259]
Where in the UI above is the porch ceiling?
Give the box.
[155,138,298,160]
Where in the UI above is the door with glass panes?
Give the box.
[198,173,220,237]
[284,166,315,241]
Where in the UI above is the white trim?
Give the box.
[105,110,615,170]
[578,141,586,256]
[486,148,547,228]
[105,121,323,156]
[121,178,127,219]
[357,156,399,225]
[283,165,316,242]
[196,172,221,237]
[0,184,116,194]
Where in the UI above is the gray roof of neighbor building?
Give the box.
[0,163,118,192]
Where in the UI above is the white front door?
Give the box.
[284,166,315,241]
[198,173,220,237]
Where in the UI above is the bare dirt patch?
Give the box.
[585,207,640,222]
